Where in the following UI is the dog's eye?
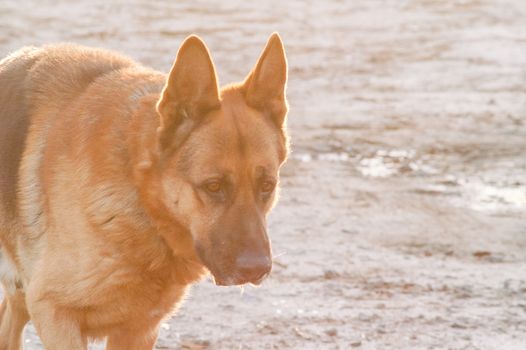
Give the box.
[205,181,222,193]
[260,180,275,193]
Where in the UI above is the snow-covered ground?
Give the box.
[1,0,525,349]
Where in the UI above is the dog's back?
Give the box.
[0,45,138,250]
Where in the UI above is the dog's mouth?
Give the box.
[212,271,270,286]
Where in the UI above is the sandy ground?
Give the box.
[1,0,526,349]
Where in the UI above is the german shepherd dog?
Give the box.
[0,33,288,349]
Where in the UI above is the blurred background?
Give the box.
[1,0,525,349]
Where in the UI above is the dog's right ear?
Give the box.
[243,33,288,128]
[156,35,220,150]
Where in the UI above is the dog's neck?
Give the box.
[124,94,207,285]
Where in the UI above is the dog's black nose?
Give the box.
[235,252,272,284]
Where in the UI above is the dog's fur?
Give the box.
[0,34,288,349]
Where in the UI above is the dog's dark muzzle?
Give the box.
[199,207,273,286]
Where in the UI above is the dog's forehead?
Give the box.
[182,94,281,177]
[223,105,276,150]
[211,108,279,162]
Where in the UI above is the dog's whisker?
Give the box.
[272,251,287,259]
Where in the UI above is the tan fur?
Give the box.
[0,34,288,349]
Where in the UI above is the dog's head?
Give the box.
[139,34,288,286]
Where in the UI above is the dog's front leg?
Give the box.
[26,292,86,350]
[106,326,160,350]
[0,288,30,350]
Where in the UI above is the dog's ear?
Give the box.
[156,35,220,150]
[243,33,288,128]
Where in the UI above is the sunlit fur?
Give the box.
[0,34,288,349]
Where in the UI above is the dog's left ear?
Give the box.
[156,35,221,150]
[244,33,288,128]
